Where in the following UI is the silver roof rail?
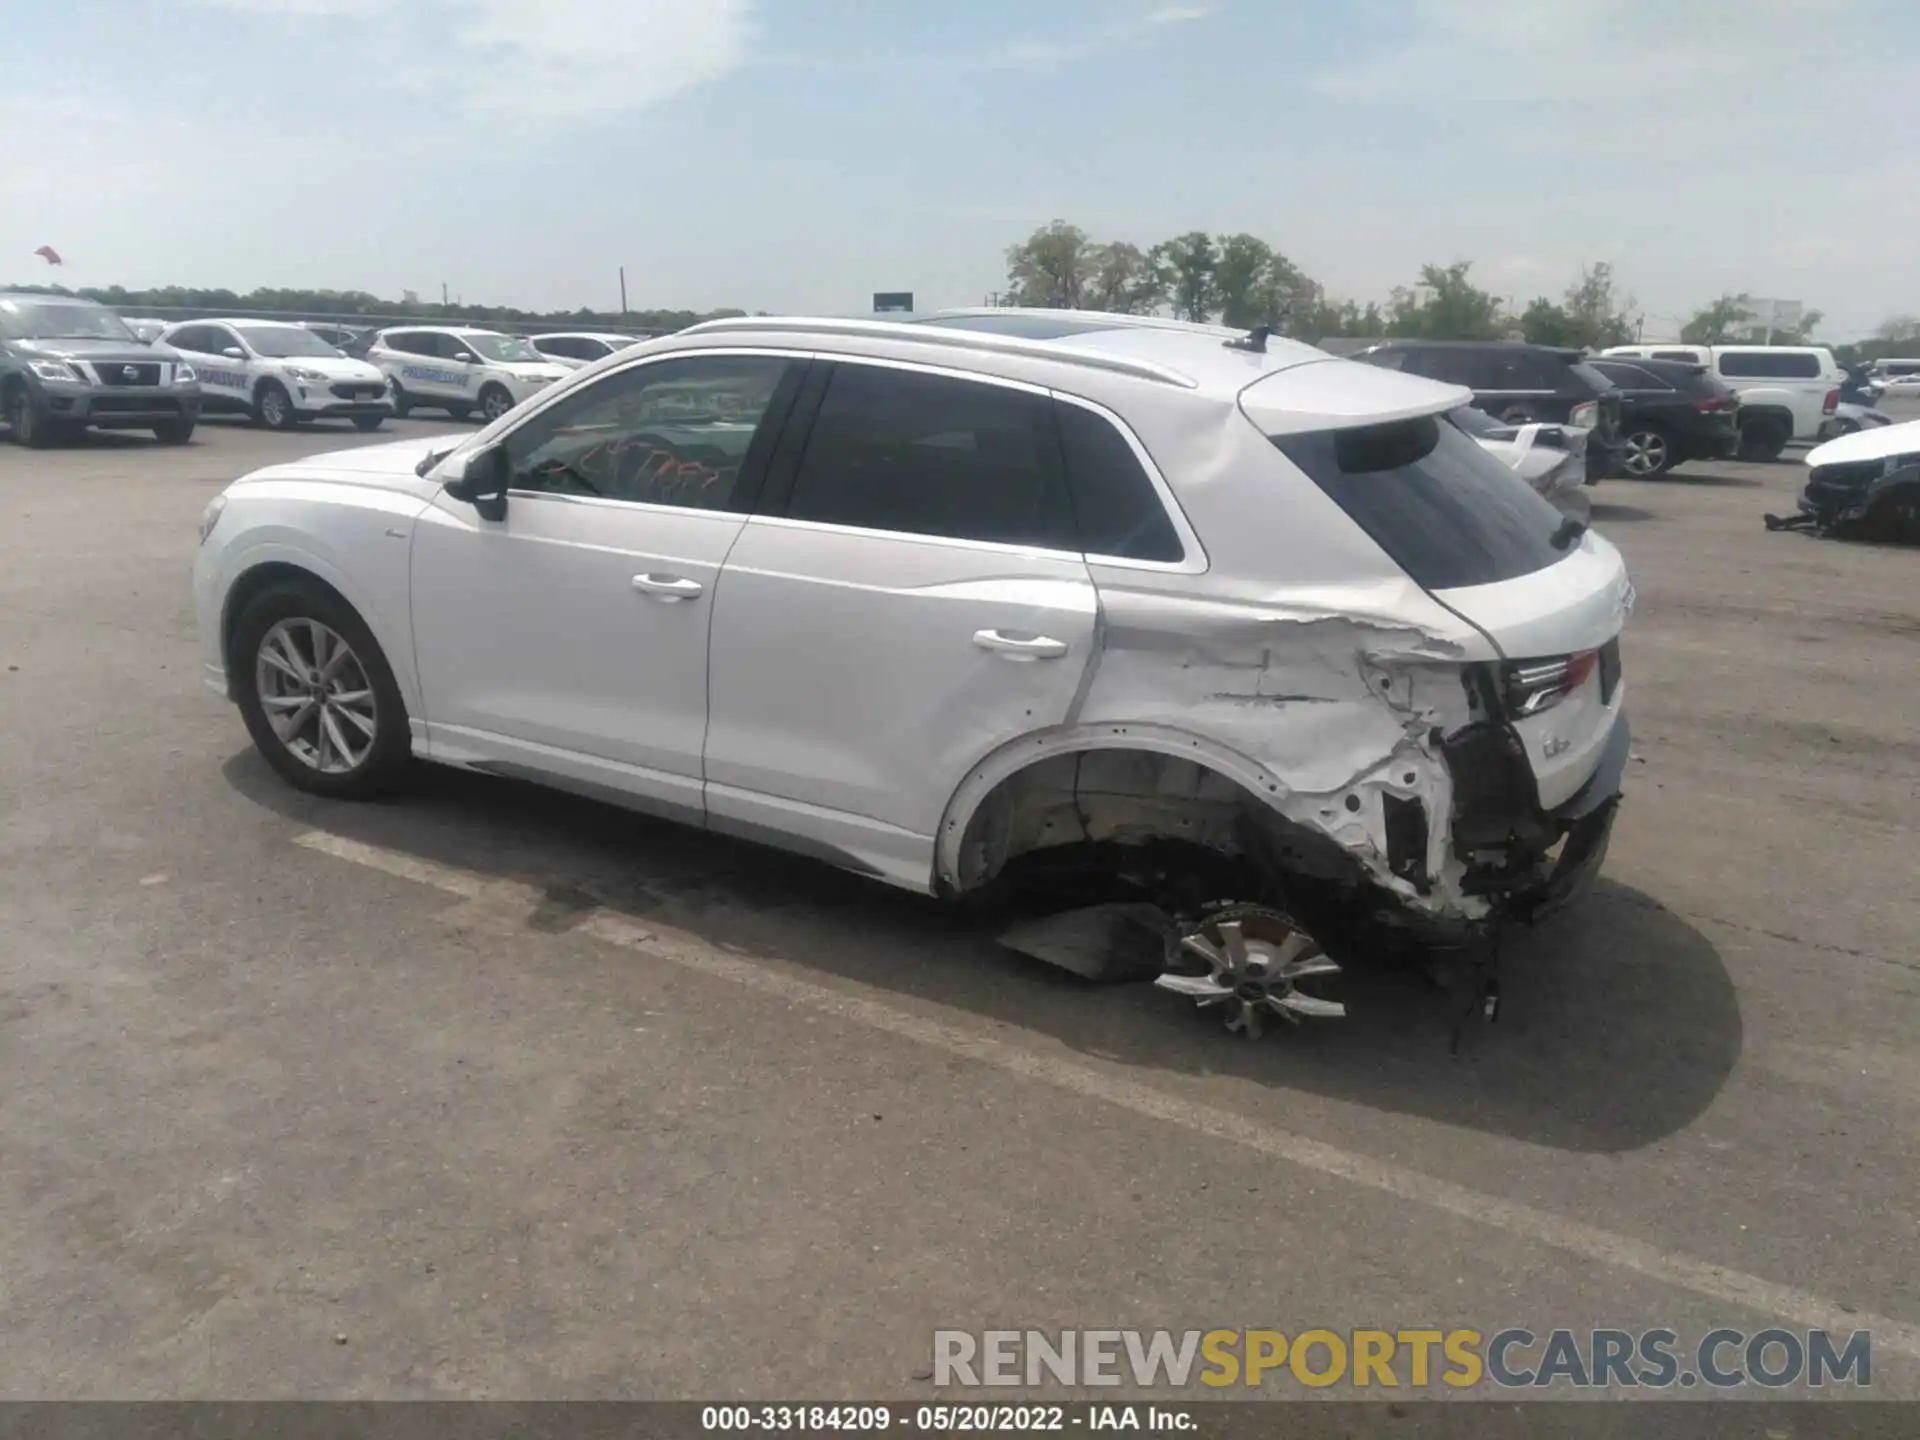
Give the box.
[678,315,1198,388]
[929,306,1242,339]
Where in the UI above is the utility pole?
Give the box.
[441,281,449,307]
[619,266,628,316]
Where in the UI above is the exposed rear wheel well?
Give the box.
[945,746,1374,906]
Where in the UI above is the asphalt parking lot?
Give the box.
[1,410,1917,1405]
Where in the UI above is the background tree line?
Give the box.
[1,281,742,335]
[999,220,1910,363]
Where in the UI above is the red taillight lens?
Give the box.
[1693,395,1735,413]
[1505,649,1598,717]
[1823,389,1839,414]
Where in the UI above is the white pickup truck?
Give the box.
[1602,344,1840,460]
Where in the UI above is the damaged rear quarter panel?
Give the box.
[935,395,1502,919]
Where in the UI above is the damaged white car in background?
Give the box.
[1450,403,1594,522]
[192,314,1633,1042]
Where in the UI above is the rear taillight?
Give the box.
[1505,649,1598,718]
[1823,389,1839,414]
[1693,394,1736,413]
[1569,400,1597,429]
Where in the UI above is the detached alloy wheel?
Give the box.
[1620,426,1675,478]
[233,582,410,798]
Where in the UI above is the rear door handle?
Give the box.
[632,573,704,602]
[973,629,1068,661]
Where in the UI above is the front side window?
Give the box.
[463,333,544,364]
[784,363,1077,549]
[1592,361,1670,391]
[502,354,793,511]
[1272,414,1570,590]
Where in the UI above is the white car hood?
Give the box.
[494,361,570,382]
[239,434,450,490]
[275,354,385,382]
[1805,415,1920,467]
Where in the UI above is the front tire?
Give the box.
[478,384,514,423]
[350,414,385,432]
[255,381,298,431]
[232,581,411,799]
[389,381,413,418]
[1619,424,1677,478]
[153,417,196,445]
[1739,415,1790,462]
[6,384,53,448]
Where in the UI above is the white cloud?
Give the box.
[196,0,753,120]
[989,3,1216,68]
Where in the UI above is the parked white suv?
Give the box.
[366,326,570,422]
[194,316,1632,1035]
[162,319,393,431]
[1602,344,1840,459]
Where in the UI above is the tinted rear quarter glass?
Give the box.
[1272,416,1568,590]
[786,363,1078,549]
[1052,401,1183,562]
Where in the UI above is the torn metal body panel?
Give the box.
[1770,426,1920,541]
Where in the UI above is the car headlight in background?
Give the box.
[1569,400,1598,429]
[285,366,328,383]
[28,359,84,383]
[174,363,198,385]
[198,495,227,546]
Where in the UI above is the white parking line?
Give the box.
[297,827,1920,1362]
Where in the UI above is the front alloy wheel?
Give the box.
[254,618,378,775]
[479,384,514,423]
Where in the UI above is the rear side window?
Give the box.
[1053,401,1183,562]
[1592,361,1670,391]
[786,363,1078,549]
[1271,416,1568,590]
[1717,350,1821,378]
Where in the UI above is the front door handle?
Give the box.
[632,573,704,602]
[973,629,1068,661]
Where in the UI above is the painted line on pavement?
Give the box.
[296,827,1920,1361]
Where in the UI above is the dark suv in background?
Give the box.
[1587,356,1740,477]
[1348,340,1624,478]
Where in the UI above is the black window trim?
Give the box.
[1049,390,1207,574]
[749,353,1208,567]
[484,346,808,519]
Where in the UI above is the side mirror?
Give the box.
[451,351,476,364]
[222,347,245,360]
[443,444,509,522]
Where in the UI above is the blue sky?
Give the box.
[3,0,1914,338]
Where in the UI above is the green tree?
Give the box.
[1680,293,1756,344]
[1519,297,1576,347]
[1212,233,1273,328]
[1151,231,1219,322]
[1385,262,1505,340]
[1004,220,1092,308]
[1083,241,1164,314]
[1561,261,1634,349]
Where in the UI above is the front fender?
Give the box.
[211,483,430,714]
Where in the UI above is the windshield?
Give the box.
[234,324,343,358]
[463,333,544,363]
[1272,415,1568,590]
[0,299,136,342]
